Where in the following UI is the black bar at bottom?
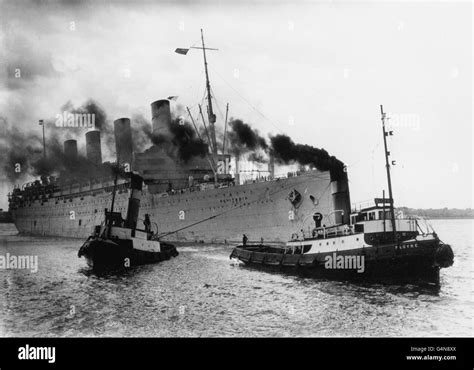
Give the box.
[0,337,471,369]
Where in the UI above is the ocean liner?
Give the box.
[7,30,351,244]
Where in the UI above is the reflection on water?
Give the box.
[0,219,472,337]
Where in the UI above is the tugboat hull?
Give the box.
[230,239,453,284]
[78,238,178,270]
[77,172,179,270]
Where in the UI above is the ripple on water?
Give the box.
[0,219,472,337]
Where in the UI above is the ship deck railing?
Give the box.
[289,224,359,242]
[11,169,309,204]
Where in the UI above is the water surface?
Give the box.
[0,219,472,337]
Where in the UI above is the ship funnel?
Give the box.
[151,99,171,138]
[85,130,102,165]
[330,172,351,225]
[125,172,143,230]
[64,139,78,160]
[114,118,133,167]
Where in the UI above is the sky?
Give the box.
[0,0,472,210]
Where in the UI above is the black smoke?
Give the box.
[76,100,107,132]
[0,99,115,185]
[60,99,114,153]
[219,118,346,178]
[270,134,346,181]
[227,118,267,157]
[130,113,152,150]
[149,116,208,163]
[0,122,43,182]
[0,125,99,184]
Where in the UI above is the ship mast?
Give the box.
[200,29,218,157]
[380,105,397,241]
[176,30,219,157]
[223,103,229,153]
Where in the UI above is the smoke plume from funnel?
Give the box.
[148,99,208,162]
[270,134,346,181]
[227,118,267,156]
[59,99,113,156]
[1,99,117,187]
[130,113,152,150]
[167,117,209,162]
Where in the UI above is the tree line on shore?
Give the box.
[398,207,474,219]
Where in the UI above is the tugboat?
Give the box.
[230,106,454,284]
[78,171,178,270]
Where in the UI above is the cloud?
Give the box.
[3,33,59,90]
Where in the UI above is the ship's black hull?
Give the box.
[78,238,178,270]
[230,240,453,285]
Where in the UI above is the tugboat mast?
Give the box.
[380,105,397,241]
[107,164,119,237]
[109,170,118,214]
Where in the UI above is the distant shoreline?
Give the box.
[398,207,473,220]
[422,217,474,220]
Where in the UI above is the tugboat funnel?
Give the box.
[125,173,143,230]
[330,177,351,225]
